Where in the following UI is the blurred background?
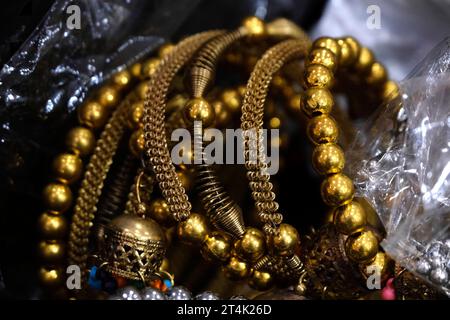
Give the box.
[0,0,449,299]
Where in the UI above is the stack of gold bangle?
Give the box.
[36,16,439,300]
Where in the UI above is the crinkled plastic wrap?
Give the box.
[346,38,450,295]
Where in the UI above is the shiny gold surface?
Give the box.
[320,173,354,207]
[65,126,95,157]
[269,223,300,257]
[345,229,378,263]
[97,85,120,108]
[304,64,333,88]
[183,98,216,127]
[302,87,334,117]
[201,232,231,262]
[177,213,209,245]
[312,143,345,175]
[38,212,68,239]
[52,153,82,184]
[43,182,72,213]
[307,114,339,144]
[234,227,266,262]
[78,101,108,129]
[334,201,366,235]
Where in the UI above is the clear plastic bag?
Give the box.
[346,38,450,295]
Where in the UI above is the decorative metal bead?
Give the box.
[183,98,215,128]
[97,85,120,108]
[337,38,356,66]
[141,58,160,78]
[38,266,63,287]
[354,47,374,73]
[112,70,132,89]
[158,43,175,58]
[38,212,68,239]
[52,153,83,184]
[117,286,142,300]
[430,268,448,285]
[333,201,366,235]
[136,82,150,100]
[308,47,337,71]
[129,63,142,78]
[234,227,266,262]
[78,101,108,129]
[343,37,361,61]
[129,129,145,158]
[195,291,220,300]
[313,37,341,60]
[321,173,354,207]
[166,286,192,300]
[39,240,65,263]
[304,64,333,88]
[249,270,273,291]
[43,182,72,213]
[268,223,299,257]
[212,101,231,127]
[127,101,144,129]
[307,115,339,144]
[345,229,378,263]
[65,126,95,157]
[302,88,334,117]
[312,143,345,175]
[382,80,400,100]
[361,252,393,284]
[223,256,251,280]
[141,287,166,300]
[201,232,231,262]
[148,198,175,227]
[366,62,387,86]
[177,213,209,245]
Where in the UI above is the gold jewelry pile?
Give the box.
[36,16,442,300]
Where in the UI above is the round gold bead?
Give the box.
[366,62,387,86]
[43,182,72,213]
[313,37,341,60]
[38,212,68,239]
[127,100,144,129]
[345,229,379,263]
[129,129,145,158]
[183,98,215,127]
[221,89,241,113]
[222,256,251,280]
[343,37,361,61]
[52,153,83,184]
[39,241,65,263]
[158,43,175,58]
[354,47,374,73]
[39,266,63,287]
[234,227,266,262]
[136,82,150,100]
[361,252,393,283]
[333,201,366,235]
[112,70,132,89]
[237,85,247,97]
[304,64,333,88]
[141,58,160,78]
[269,223,300,257]
[78,101,108,129]
[201,232,231,262]
[148,198,175,226]
[307,115,339,144]
[65,126,95,157]
[302,87,334,117]
[177,213,209,245]
[312,143,345,175]
[97,85,120,108]
[337,38,356,66]
[130,62,142,78]
[382,80,400,100]
[241,16,266,36]
[212,101,231,127]
[308,47,337,71]
[249,270,273,291]
[321,173,354,207]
